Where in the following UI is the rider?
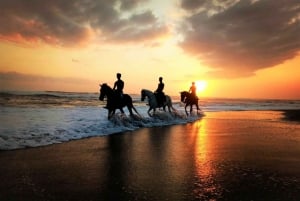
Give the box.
[189,81,198,100]
[155,77,166,107]
[113,73,124,101]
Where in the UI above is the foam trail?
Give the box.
[1,91,299,150]
[0,105,202,150]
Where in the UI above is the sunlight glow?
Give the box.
[195,80,207,93]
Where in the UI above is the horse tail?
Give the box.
[169,104,177,112]
[124,94,141,117]
[132,105,141,117]
[166,96,177,112]
[124,94,133,105]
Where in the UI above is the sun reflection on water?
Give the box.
[193,120,210,175]
[192,120,221,200]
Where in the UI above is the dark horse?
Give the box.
[180,91,201,115]
[99,83,140,119]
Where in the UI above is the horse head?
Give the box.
[141,89,146,101]
[99,84,105,101]
[180,91,187,102]
[99,83,113,101]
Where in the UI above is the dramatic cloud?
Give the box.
[179,0,300,78]
[0,0,167,46]
[180,0,206,11]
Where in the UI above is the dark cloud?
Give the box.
[180,0,300,78]
[0,0,167,46]
[108,10,169,42]
[180,0,206,11]
[120,0,147,10]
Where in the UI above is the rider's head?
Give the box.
[192,81,195,85]
[159,77,163,82]
[117,73,121,79]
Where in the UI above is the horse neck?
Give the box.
[104,87,115,99]
[144,90,155,99]
[184,91,190,97]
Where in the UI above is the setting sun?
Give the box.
[195,80,207,94]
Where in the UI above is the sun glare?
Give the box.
[195,80,207,93]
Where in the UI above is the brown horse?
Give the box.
[99,83,139,119]
[180,91,201,115]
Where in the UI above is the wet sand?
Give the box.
[1,110,300,201]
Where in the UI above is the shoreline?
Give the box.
[1,110,300,201]
[1,109,299,152]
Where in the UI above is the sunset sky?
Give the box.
[0,0,299,99]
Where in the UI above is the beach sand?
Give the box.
[1,110,300,201]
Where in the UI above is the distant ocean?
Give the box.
[1,91,299,150]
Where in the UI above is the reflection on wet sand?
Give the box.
[192,120,222,200]
[1,111,300,201]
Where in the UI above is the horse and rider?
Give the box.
[99,73,140,119]
[180,81,201,115]
[112,73,167,106]
[140,77,176,116]
[100,73,176,117]
[99,73,199,117]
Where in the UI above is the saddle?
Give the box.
[190,93,198,101]
[155,92,166,107]
[113,91,123,105]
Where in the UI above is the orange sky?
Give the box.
[0,0,300,99]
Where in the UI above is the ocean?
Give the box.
[1,91,299,150]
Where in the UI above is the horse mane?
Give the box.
[141,89,152,93]
[101,83,113,90]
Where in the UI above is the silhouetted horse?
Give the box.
[141,89,176,116]
[99,83,140,119]
[180,91,201,115]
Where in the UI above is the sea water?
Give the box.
[0,91,299,150]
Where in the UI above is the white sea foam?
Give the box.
[0,104,202,150]
[1,91,299,150]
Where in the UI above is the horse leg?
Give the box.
[107,110,110,120]
[132,106,141,117]
[108,109,115,119]
[190,105,193,114]
[119,108,125,114]
[185,105,189,116]
[149,107,157,116]
[148,107,153,117]
[127,106,133,116]
[165,102,170,112]
[168,101,177,113]
[196,103,201,115]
